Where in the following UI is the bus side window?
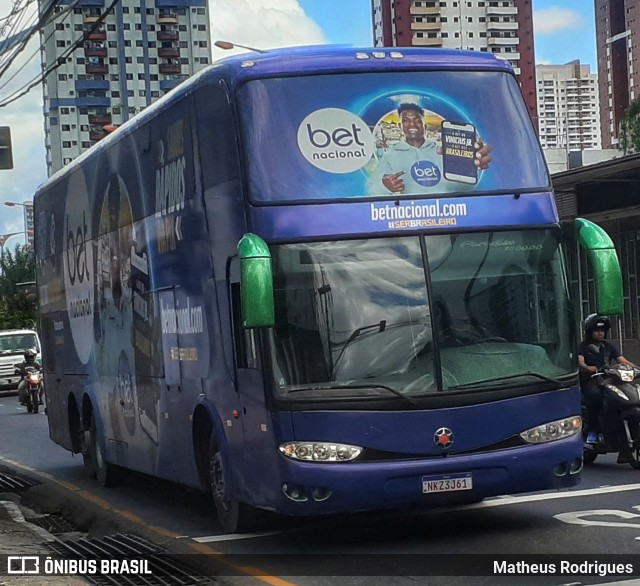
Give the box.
[195,81,241,189]
[231,282,258,369]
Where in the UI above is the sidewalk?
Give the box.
[0,497,87,585]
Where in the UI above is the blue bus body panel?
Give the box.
[215,45,514,86]
[286,388,577,453]
[34,83,244,489]
[246,387,582,515]
[247,193,558,241]
[270,435,581,515]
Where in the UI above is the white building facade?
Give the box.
[373,0,524,69]
[595,0,640,149]
[39,0,212,175]
[536,61,601,152]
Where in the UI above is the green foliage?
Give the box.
[0,244,37,329]
[621,98,640,154]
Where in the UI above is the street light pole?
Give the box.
[0,232,20,274]
[214,40,267,53]
[0,232,19,254]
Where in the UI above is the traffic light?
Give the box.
[0,127,13,170]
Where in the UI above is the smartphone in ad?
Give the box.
[441,121,477,185]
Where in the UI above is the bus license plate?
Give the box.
[422,472,473,494]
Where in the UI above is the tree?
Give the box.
[621,97,640,155]
[0,244,37,329]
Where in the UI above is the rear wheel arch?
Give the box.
[192,404,213,488]
[68,393,82,453]
[193,403,244,497]
[192,404,235,488]
[81,393,94,431]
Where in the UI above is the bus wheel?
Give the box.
[90,415,119,487]
[209,439,257,533]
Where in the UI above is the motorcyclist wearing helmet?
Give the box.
[578,314,635,445]
[15,349,42,405]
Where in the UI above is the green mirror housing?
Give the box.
[238,233,275,328]
[575,218,623,316]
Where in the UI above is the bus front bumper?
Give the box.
[269,434,582,516]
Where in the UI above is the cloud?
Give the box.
[210,0,325,58]
[533,8,584,35]
[0,33,48,239]
[536,58,552,65]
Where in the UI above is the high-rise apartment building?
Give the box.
[372,0,538,128]
[39,0,212,175]
[537,61,601,151]
[24,202,34,249]
[595,0,639,149]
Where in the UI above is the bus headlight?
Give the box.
[519,416,581,444]
[279,442,363,462]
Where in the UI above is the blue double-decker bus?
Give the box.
[35,46,622,533]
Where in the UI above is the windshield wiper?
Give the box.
[448,372,564,390]
[285,383,418,406]
[330,321,387,378]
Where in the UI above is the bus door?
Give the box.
[229,259,274,500]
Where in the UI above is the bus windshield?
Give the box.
[239,71,548,202]
[269,230,573,401]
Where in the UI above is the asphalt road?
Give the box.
[2,398,640,586]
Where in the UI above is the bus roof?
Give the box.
[211,45,513,84]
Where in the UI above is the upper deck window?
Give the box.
[238,70,548,203]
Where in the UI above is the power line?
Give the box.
[0,0,120,109]
[0,2,76,95]
[0,0,38,72]
[0,0,59,84]
[0,0,33,39]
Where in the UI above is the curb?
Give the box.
[0,500,57,544]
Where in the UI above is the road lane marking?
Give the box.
[194,531,285,543]
[461,484,640,509]
[190,542,296,586]
[235,566,297,586]
[555,509,640,528]
[191,485,640,547]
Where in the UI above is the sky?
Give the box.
[0,0,598,241]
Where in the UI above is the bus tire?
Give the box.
[81,422,97,478]
[90,415,119,487]
[209,438,257,533]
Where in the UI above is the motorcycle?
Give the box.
[15,366,43,414]
[582,363,640,469]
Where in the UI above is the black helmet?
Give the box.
[584,313,611,336]
[23,349,37,359]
